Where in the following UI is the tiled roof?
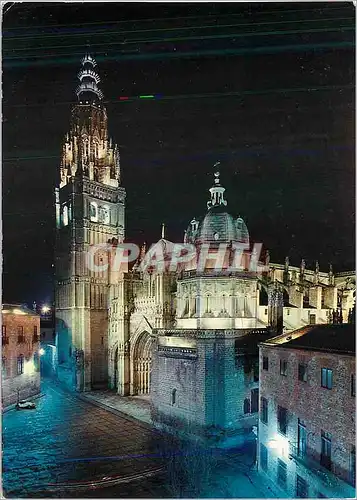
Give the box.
[2,303,39,316]
[262,323,355,355]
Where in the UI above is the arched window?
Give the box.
[205,295,211,313]
[62,205,69,226]
[243,398,251,414]
[171,388,177,406]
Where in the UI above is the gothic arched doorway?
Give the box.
[131,331,152,396]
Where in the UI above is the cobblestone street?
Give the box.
[2,380,172,498]
[2,379,274,498]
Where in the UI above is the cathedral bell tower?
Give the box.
[55,55,125,391]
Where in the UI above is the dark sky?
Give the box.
[2,2,355,305]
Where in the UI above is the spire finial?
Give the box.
[161,223,165,239]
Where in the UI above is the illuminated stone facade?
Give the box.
[55,55,125,390]
[2,304,41,407]
[258,324,356,498]
[55,56,355,405]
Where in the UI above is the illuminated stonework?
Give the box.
[59,55,120,189]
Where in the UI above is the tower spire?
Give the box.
[76,54,103,102]
[161,223,166,239]
[207,162,227,210]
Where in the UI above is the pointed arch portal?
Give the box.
[131,331,152,395]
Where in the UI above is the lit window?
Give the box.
[90,201,98,222]
[298,363,307,382]
[280,360,288,376]
[2,325,6,335]
[62,205,69,226]
[321,368,333,389]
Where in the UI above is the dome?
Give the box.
[188,206,249,246]
[184,169,250,247]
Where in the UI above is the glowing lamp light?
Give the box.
[267,435,290,457]
[24,360,35,375]
[39,348,45,356]
[41,305,50,314]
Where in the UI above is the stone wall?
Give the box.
[258,344,355,498]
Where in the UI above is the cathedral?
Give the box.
[55,56,355,441]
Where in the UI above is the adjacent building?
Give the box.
[258,323,356,498]
[1,304,41,408]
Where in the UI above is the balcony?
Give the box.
[289,444,355,496]
[17,335,25,344]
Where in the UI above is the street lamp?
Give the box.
[39,348,45,356]
[41,305,50,314]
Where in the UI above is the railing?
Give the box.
[178,269,261,279]
[289,444,350,490]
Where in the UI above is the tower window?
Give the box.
[90,201,98,222]
[171,388,177,405]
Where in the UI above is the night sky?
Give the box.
[2,2,355,305]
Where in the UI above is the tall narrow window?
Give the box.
[277,459,287,489]
[2,357,6,378]
[243,398,250,414]
[351,374,355,397]
[260,443,268,471]
[277,406,287,435]
[171,388,177,406]
[17,355,24,375]
[320,431,332,470]
[298,419,307,457]
[260,397,268,424]
[263,356,269,371]
[251,388,259,413]
[280,360,288,376]
[2,325,6,335]
[298,363,307,382]
[296,474,308,498]
[321,368,333,389]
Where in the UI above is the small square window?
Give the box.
[280,360,288,376]
[298,363,307,382]
[263,356,269,371]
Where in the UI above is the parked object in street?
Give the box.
[16,400,36,410]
